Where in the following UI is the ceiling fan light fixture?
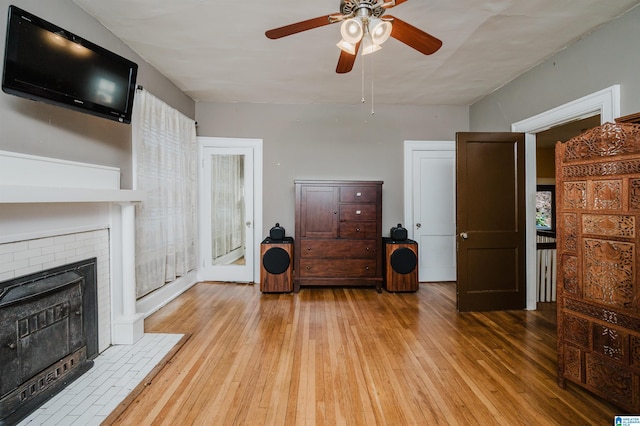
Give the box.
[369,18,392,45]
[361,35,381,56]
[336,39,356,55]
[265,0,444,74]
[340,18,364,44]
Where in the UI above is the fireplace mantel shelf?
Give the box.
[0,186,144,204]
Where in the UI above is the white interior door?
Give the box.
[200,145,255,282]
[405,141,456,282]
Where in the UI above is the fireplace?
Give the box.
[0,258,98,425]
[0,150,156,422]
[0,150,147,348]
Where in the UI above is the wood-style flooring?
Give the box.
[109,282,622,425]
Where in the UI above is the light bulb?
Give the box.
[336,39,356,55]
[362,36,381,55]
[368,18,392,45]
[340,18,363,44]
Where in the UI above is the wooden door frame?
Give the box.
[512,84,620,310]
[197,137,263,283]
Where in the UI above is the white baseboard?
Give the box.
[136,270,199,318]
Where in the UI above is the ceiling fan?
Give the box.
[265,0,442,74]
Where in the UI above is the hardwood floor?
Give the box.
[110,282,622,425]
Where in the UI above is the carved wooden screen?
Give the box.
[556,122,640,412]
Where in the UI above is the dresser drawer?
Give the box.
[339,222,377,239]
[340,186,378,203]
[300,240,376,258]
[299,259,377,277]
[339,204,377,221]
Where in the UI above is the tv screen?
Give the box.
[2,5,138,123]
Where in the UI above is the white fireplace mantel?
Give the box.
[0,150,145,346]
[0,186,144,203]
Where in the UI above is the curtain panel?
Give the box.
[133,90,197,298]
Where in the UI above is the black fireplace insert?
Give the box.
[0,258,98,425]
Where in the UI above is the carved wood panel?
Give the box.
[562,213,578,252]
[557,122,640,413]
[631,336,640,369]
[631,179,640,210]
[564,345,582,381]
[583,239,634,309]
[561,255,579,296]
[563,314,590,348]
[563,182,587,209]
[585,354,635,408]
[592,180,622,210]
[582,214,635,238]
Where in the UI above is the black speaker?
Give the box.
[384,238,418,292]
[269,223,286,241]
[390,223,408,241]
[260,237,294,293]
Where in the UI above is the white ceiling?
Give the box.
[71,0,640,106]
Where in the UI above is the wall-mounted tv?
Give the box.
[2,5,138,124]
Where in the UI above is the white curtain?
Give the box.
[211,155,245,262]
[133,90,197,298]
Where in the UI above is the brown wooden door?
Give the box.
[456,132,526,312]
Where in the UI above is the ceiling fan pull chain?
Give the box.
[371,53,375,115]
[361,47,366,104]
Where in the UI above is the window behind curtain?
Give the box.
[132,89,197,298]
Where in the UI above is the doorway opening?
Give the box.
[513,84,620,309]
[533,115,601,305]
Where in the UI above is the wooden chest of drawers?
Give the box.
[294,180,383,291]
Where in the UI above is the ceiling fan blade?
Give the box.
[336,42,361,74]
[266,15,337,39]
[386,15,442,55]
[383,0,409,8]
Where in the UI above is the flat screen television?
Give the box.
[2,5,138,123]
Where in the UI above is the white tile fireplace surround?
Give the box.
[0,150,145,351]
[0,230,111,351]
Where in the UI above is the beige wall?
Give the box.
[536,146,555,181]
[7,1,635,244]
[470,5,640,131]
[0,1,469,248]
[0,0,195,188]
[196,102,469,237]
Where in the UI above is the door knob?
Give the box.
[459,232,468,240]
[416,223,422,229]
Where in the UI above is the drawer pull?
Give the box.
[356,192,362,197]
[365,266,370,270]
[355,210,362,215]
[307,247,311,251]
[306,266,311,271]
[366,247,371,251]
[356,228,360,232]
